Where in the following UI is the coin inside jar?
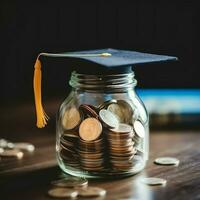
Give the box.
[110,123,133,134]
[79,104,98,118]
[133,120,145,138]
[48,188,78,198]
[62,106,81,130]
[99,109,119,128]
[78,186,106,197]
[107,100,133,123]
[98,99,117,110]
[79,118,102,141]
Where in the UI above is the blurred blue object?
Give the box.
[137,89,200,114]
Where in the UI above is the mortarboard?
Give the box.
[33,48,177,128]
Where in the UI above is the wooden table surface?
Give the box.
[1,131,200,200]
[0,102,200,200]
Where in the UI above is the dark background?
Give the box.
[0,0,199,103]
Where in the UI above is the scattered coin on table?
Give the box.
[51,176,88,188]
[7,142,35,152]
[78,186,106,197]
[0,147,4,153]
[48,188,78,198]
[141,177,167,186]
[154,157,180,166]
[0,149,24,159]
[0,139,8,148]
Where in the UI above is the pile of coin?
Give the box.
[107,123,137,171]
[78,138,105,171]
[0,138,35,160]
[60,133,80,168]
[59,99,146,173]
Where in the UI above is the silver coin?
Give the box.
[98,99,117,110]
[78,186,106,197]
[0,149,23,159]
[133,120,145,138]
[99,109,119,128]
[7,142,35,152]
[154,157,180,166]
[141,177,167,186]
[51,177,88,188]
[0,139,9,148]
[107,100,133,123]
[48,188,78,198]
[0,147,4,153]
[111,123,133,134]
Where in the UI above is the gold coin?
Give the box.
[0,149,23,159]
[62,106,81,130]
[99,109,119,128]
[79,118,102,141]
[48,188,78,198]
[78,186,106,197]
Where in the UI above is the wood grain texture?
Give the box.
[0,101,200,199]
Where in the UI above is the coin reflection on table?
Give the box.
[78,186,106,197]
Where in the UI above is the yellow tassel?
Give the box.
[33,56,49,128]
[33,51,111,128]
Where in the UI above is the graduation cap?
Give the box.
[33,48,177,128]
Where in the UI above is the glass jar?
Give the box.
[56,70,149,178]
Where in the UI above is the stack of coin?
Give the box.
[107,123,137,171]
[60,132,80,168]
[78,138,105,171]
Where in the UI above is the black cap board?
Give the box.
[39,48,178,74]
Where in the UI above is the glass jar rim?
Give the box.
[69,71,137,91]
